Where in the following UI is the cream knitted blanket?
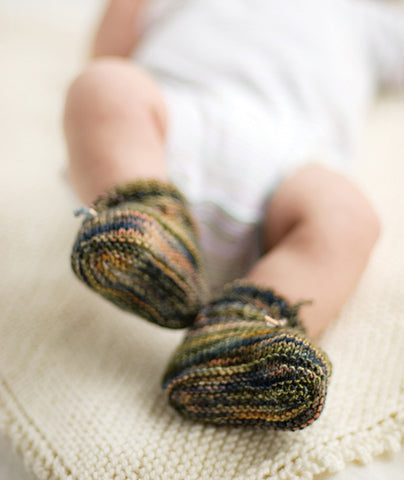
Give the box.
[0,6,404,480]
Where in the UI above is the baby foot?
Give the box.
[71,180,209,328]
[163,282,332,429]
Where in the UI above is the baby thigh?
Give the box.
[64,58,168,204]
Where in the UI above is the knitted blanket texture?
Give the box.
[0,7,404,480]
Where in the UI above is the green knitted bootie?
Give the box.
[71,180,209,328]
[163,281,332,429]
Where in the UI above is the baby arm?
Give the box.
[92,0,149,58]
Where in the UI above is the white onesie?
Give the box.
[135,0,404,288]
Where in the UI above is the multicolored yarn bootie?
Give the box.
[71,180,209,328]
[163,282,332,430]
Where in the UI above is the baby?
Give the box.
[64,0,404,430]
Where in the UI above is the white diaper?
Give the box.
[135,0,404,288]
[160,82,349,289]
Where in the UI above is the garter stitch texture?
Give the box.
[163,282,332,430]
[71,180,209,328]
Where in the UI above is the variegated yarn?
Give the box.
[163,282,332,430]
[71,180,209,328]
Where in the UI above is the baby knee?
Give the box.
[354,196,381,249]
[329,185,381,257]
[64,59,167,136]
[294,165,381,256]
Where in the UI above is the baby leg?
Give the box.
[162,165,380,429]
[246,164,381,338]
[64,58,168,204]
[64,59,208,327]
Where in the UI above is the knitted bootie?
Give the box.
[163,282,332,429]
[71,180,209,328]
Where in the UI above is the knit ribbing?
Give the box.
[71,180,209,328]
[163,282,332,429]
